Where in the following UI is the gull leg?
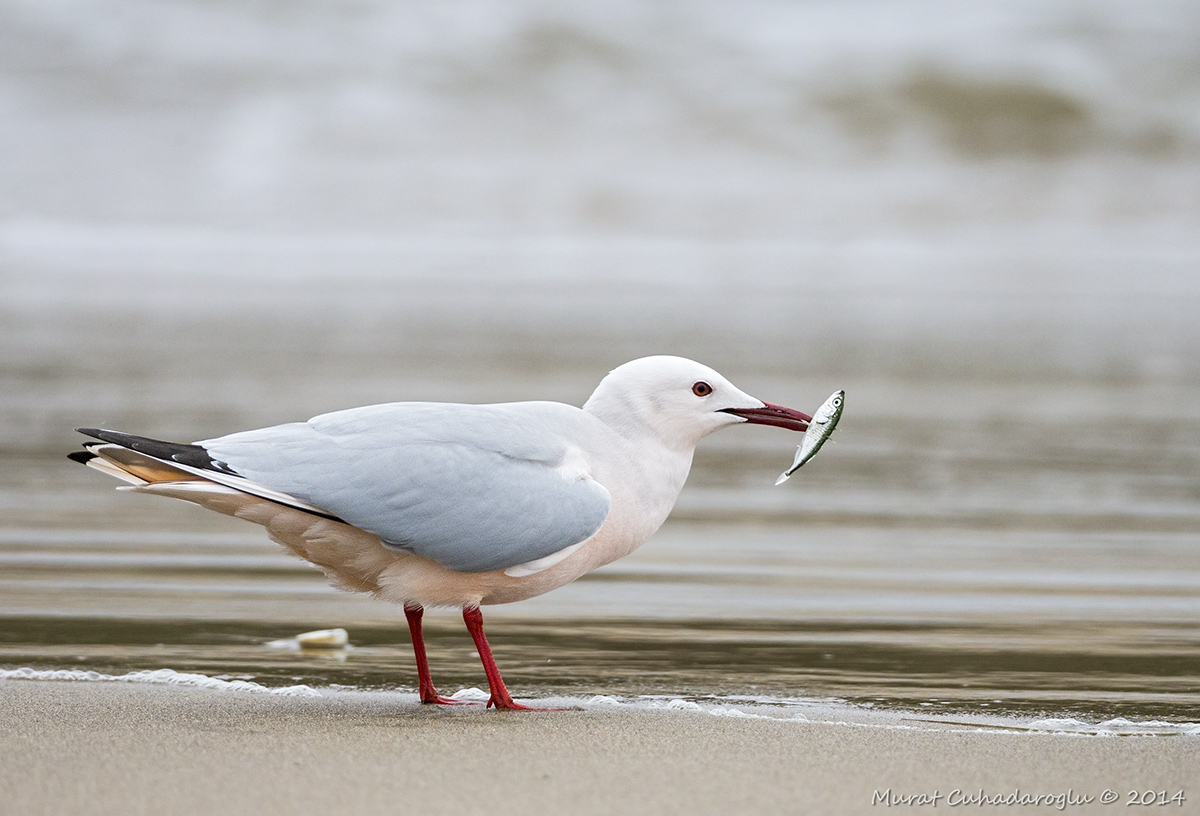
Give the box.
[461,605,546,711]
[404,603,467,705]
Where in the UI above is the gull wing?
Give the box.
[198,401,613,573]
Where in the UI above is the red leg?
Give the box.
[461,605,550,711]
[404,603,467,705]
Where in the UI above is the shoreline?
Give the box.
[4,679,1197,816]
[5,665,1199,737]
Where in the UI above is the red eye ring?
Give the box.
[692,381,713,397]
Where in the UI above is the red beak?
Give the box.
[721,402,811,432]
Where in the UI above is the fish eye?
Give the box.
[692,381,713,397]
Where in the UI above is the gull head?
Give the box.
[583,356,811,449]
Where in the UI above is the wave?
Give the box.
[2,0,1199,231]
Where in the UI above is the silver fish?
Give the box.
[775,389,844,485]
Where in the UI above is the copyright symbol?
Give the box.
[1101,789,1119,804]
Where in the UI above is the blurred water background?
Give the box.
[2,0,1199,726]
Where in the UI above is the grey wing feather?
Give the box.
[200,402,612,573]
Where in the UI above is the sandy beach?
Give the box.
[3,680,1196,816]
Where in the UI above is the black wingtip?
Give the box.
[76,428,133,447]
[67,450,96,465]
[69,427,241,477]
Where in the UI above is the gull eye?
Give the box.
[692,381,713,397]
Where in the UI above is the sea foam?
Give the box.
[0,666,321,697]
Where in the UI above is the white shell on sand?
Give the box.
[295,628,349,649]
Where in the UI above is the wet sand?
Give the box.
[3,681,1196,816]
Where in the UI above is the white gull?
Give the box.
[71,355,811,710]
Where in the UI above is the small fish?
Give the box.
[775,389,844,485]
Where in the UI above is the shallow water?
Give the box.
[2,336,1199,729]
[3,614,1199,728]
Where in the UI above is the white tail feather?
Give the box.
[88,444,339,520]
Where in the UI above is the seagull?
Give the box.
[69,356,812,710]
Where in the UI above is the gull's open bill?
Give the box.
[775,389,844,485]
